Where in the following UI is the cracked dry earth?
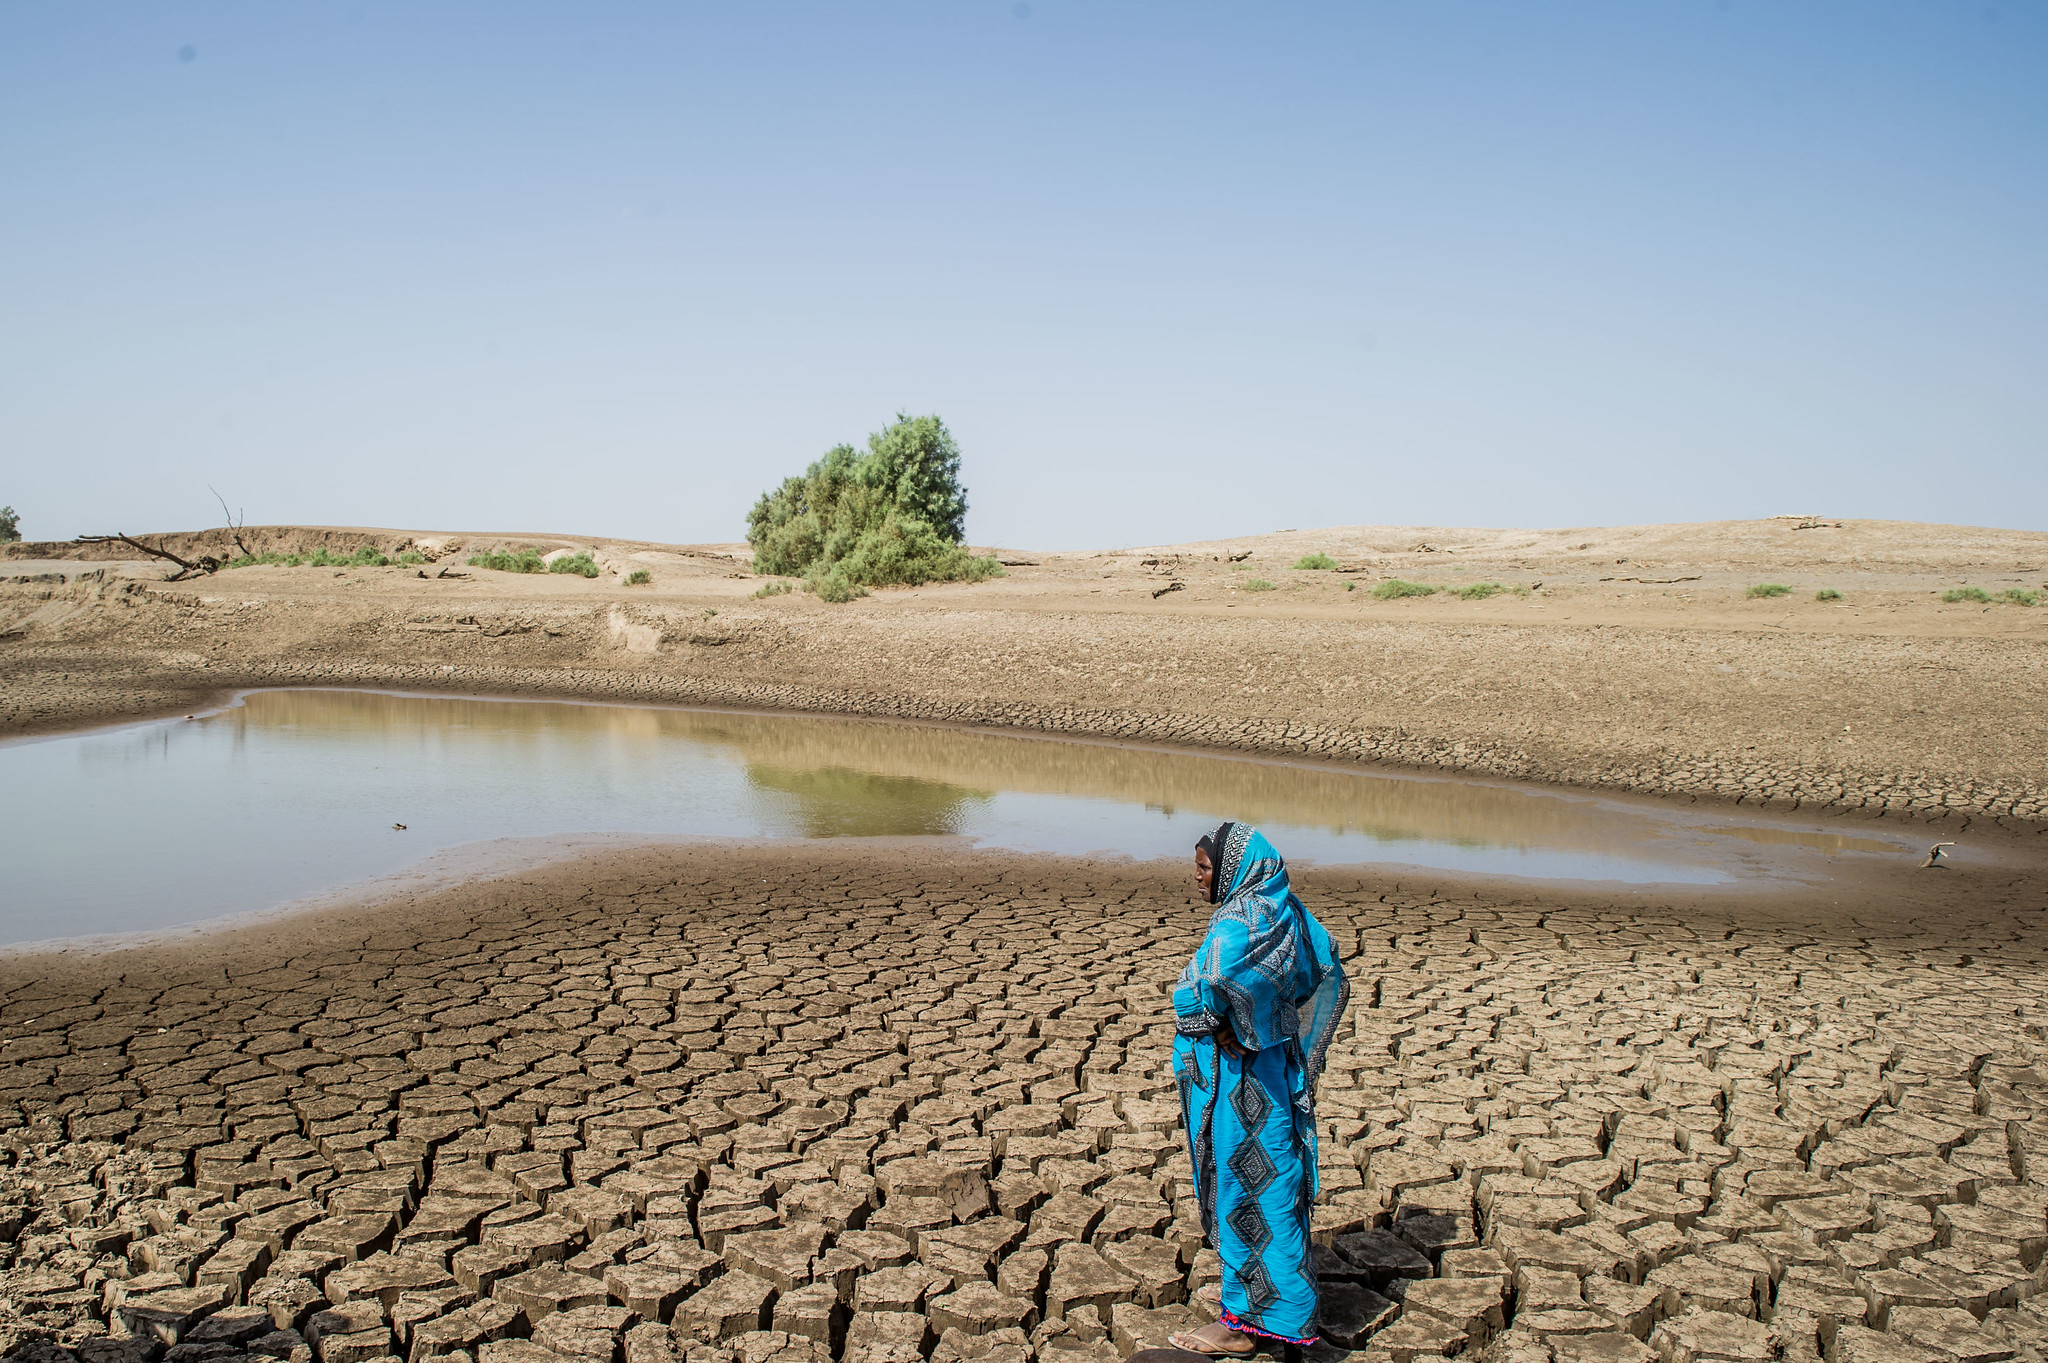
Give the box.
[2,847,2045,1363]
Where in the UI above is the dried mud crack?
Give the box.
[2,847,2044,1363]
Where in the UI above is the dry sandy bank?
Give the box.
[2,516,2044,825]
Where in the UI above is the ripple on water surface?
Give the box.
[0,689,1924,945]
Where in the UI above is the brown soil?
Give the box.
[4,511,2045,1358]
[2,843,2043,1361]
[4,517,2044,825]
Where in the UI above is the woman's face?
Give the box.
[1194,847,1215,898]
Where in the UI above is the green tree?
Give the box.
[746,414,999,594]
[0,506,18,542]
[859,413,967,543]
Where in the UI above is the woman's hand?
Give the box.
[1215,1017,1251,1059]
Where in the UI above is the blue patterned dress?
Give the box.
[1173,824,1349,1346]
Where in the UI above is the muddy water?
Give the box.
[0,688,1926,945]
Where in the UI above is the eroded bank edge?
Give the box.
[6,648,2043,833]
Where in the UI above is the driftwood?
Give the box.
[78,489,253,579]
[73,533,222,580]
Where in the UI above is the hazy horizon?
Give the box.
[4,3,2043,549]
[14,511,2048,556]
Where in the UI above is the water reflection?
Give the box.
[746,765,992,838]
[1696,826,1901,854]
[0,688,1924,946]
[697,708,1641,856]
[199,690,1642,855]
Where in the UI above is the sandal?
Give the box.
[1168,1327,1257,1358]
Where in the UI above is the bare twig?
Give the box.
[209,485,253,559]
[74,533,222,580]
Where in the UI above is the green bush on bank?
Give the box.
[1937,585,2036,606]
[468,548,548,573]
[809,567,869,603]
[746,414,1002,597]
[549,553,600,578]
[229,545,418,569]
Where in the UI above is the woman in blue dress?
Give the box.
[1169,822,1349,1357]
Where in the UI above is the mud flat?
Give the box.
[4,517,2047,826]
[3,845,2046,1363]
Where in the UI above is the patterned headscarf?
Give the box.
[1180,824,1349,1102]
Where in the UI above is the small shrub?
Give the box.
[251,545,393,568]
[549,553,600,578]
[1940,586,1992,603]
[807,566,868,603]
[1344,581,1356,592]
[625,569,653,586]
[1747,583,1792,598]
[2003,588,2038,606]
[1291,553,1338,571]
[227,547,417,569]
[0,506,20,542]
[1373,579,1438,600]
[752,580,794,598]
[1243,578,1275,592]
[1815,588,1842,602]
[1450,582,1504,600]
[468,548,548,573]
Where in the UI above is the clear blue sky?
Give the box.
[4,2,2043,548]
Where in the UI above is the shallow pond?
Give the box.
[0,688,1921,946]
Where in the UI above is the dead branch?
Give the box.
[209,485,253,559]
[74,533,222,580]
